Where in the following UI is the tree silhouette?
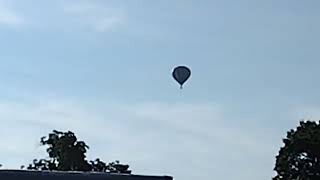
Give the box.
[273,121,320,180]
[25,130,131,174]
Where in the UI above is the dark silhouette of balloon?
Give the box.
[172,66,191,89]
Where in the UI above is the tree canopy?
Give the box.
[273,121,320,180]
[25,130,131,174]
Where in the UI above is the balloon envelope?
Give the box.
[172,66,191,88]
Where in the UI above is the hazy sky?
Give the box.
[0,0,319,180]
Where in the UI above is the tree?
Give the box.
[25,130,131,174]
[273,121,320,180]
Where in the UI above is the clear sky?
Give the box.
[0,0,319,179]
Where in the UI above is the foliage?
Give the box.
[273,121,320,180]
[25,130,131,174]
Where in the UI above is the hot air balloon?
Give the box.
[172,66,191,89]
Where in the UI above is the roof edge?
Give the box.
[0,169,173,180]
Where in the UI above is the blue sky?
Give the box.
[0,0,319,179]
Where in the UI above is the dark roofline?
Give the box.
[0,170,173,180]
